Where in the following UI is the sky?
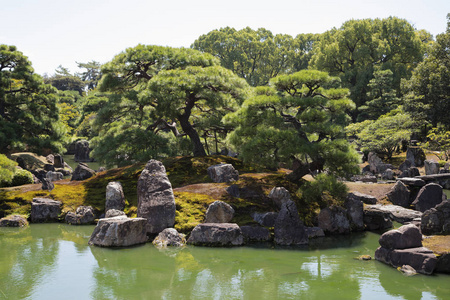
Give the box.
[1,0,449,76]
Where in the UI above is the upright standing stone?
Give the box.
[74,140,92,162]
[105,182,125,212]
[406,147,426,167]
[204,200,234,223]
[387,181,411,208]
[268,187,291,209]
[318,205,351,234]
[412,183,443,213]
[137,160,176,235]
[71,163,96,181]
[53,154,65,168]
[274,200,308,245]
[425,160,440,175]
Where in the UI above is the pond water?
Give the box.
[0,224,449,300]
[63,155,102,172]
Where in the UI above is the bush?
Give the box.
[11,169,34,186]
[0,154,18,187]
[300,173,348,209]
[438,160,447,168]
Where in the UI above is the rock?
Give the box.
[397,177,425,186]
[46,171,63,182]
[435,253,450,274]
[71,163,96,181]
[364,204,422,224]
[207,163,239,183]
[318,205,351,235]
[97,166,106,172]
[105,209,126,218]
[305,227,325,238]
[10,152,47,171]
[350,174,377,183]
[226,184,240,197]
[187,223,244,246]
[274,200,308,245]
[368,152,394,174]
[379,224,422,250]
[41,178,54,191]
[152,228,186,247]
[361,164,371,174]
[252,212,278,227]
[382,169,395,180]
[204,200,234,223]
[240,225,271,242]
[65,206,95,225]
[105,182,125,212]
[53,153,65,168]
[137,159,176,235]
[421,200,450,235]
[425,160,440,175]
[356,255,372,261]
[398,167,420,178]
[375,246,437,275]
[46,154,54,164]
[0,215,28,227]
[399,160,412,172]
[387,181,411,208]
[412,183,443,213]
[55,168,71,176]
[30,198,62,223]
[363,209,393,231]
[406,147,426,167]
[44,163,55,172]
[347,191,377,204]
[344,196,364,231]
[74,140,92,162]
[268,187,291,209]
[399,265,418,276]
[88,216,148,247]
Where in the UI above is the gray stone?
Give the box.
[88,216,148,247]
[152,228,186,247]
[137,160,176,235]
[351,174,377,183]
[187,223,244,246]
[318,205,350,234]
[397,177,425,186]
[204,200,234,223]
[382,169,395,180]
[421,200,450,235]
[399,265,418,276]
[274,200,308,245]
[412,183,443,213]
[53,154,65,168]
[44,163,55,172]
[379,224,422,250]
[399,160,412,172]
[375,246,437,275]
[65,206,96,225]
[240,225,271,242]
[71,163,96,181]
[347,191,377,204]
[0,215,28,227]
[46,171,63,182]
[406,147,426,167]
[387,181,411,208]
[31,198,62,223]
[344,196,364,231]
[207,163,239,183]
[41,178,54,191]
[46,154,54,164]
[398,167,420,178]
[363,209,393,231]
[251,212,278,227]
[268,187,291,209]
[226,184,240,197]
[425,160,440,175]
[305,227,325,238]
[74,140,92,162]
[435,253,450,274]
[364,204,422,224]
[105,209,126,218]
[105,182,125,212]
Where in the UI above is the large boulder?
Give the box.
[0,215,28,227]
[399,160,413,172]
[398,167,420,178]
[46,171,63,182]
[274,200,308,245]
[30,198,62,223]
[105,209,126,218]
[207,163,239,183]
[105,182,125,212]
[65,206,96,225]
[137,160,176,235]
[344,196,364,231]
[268,187,291,209]
[88,216,148,247]
[53,153,65,168]
[375,246,437,275]
[412,183,443,213]
[363,209,393,231]
[305,227,325,238]
[364,204,422,224]
[152,228,186,247]
[435,253,450,274]
[421,200,450,235]
[387,181,411,208]
[347,191,377,204]
[240,225,271,242]
[368,152,393,174]
[425,160,440,175]
[204,200,234,223]
[406,147,426,167]
[251,212,278,227]
[378,224,422,250]
[71,163,96,181]
[74,140,92,162]
[187,223,244,246]
[318,205,350,235]
[41,178,54,191]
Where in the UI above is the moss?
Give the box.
[174,191,215,233]
[423,235,450,255]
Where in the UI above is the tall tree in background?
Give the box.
[44,65,85,95]
[0,45,65,154]
[77,61,102,91]
[310,17,425,120]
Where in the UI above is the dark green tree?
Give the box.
[224,70,360,182]
[45,65,85,95]
[77,61,102,91]
[0,45,66,154]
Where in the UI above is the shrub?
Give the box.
[438,160,447,168]
[300,173,348,209]
[0,154,18,187]
[11,169,34,186]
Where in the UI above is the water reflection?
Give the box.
[1,225,449,299]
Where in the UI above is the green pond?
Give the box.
[0,224,449,300]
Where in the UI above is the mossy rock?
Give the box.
[10,152,48,171]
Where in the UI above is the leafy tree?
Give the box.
[192,27,319,86]
[0,45,66,154]
[44,65,85,95]
[224,70,360,182]
[77,61,102,91]
[310,17,425,118]
[422,127,450,161]
[402,14,450,128]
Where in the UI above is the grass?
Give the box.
[423,235,450,255]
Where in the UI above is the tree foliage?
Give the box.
[225,70,360,181]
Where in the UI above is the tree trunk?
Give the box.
[178,111,206,157]
[287,157,325,183]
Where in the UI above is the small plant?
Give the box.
[11,169,34,186]
[0,154,18,187]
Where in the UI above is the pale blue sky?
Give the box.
[1,0,449,75]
